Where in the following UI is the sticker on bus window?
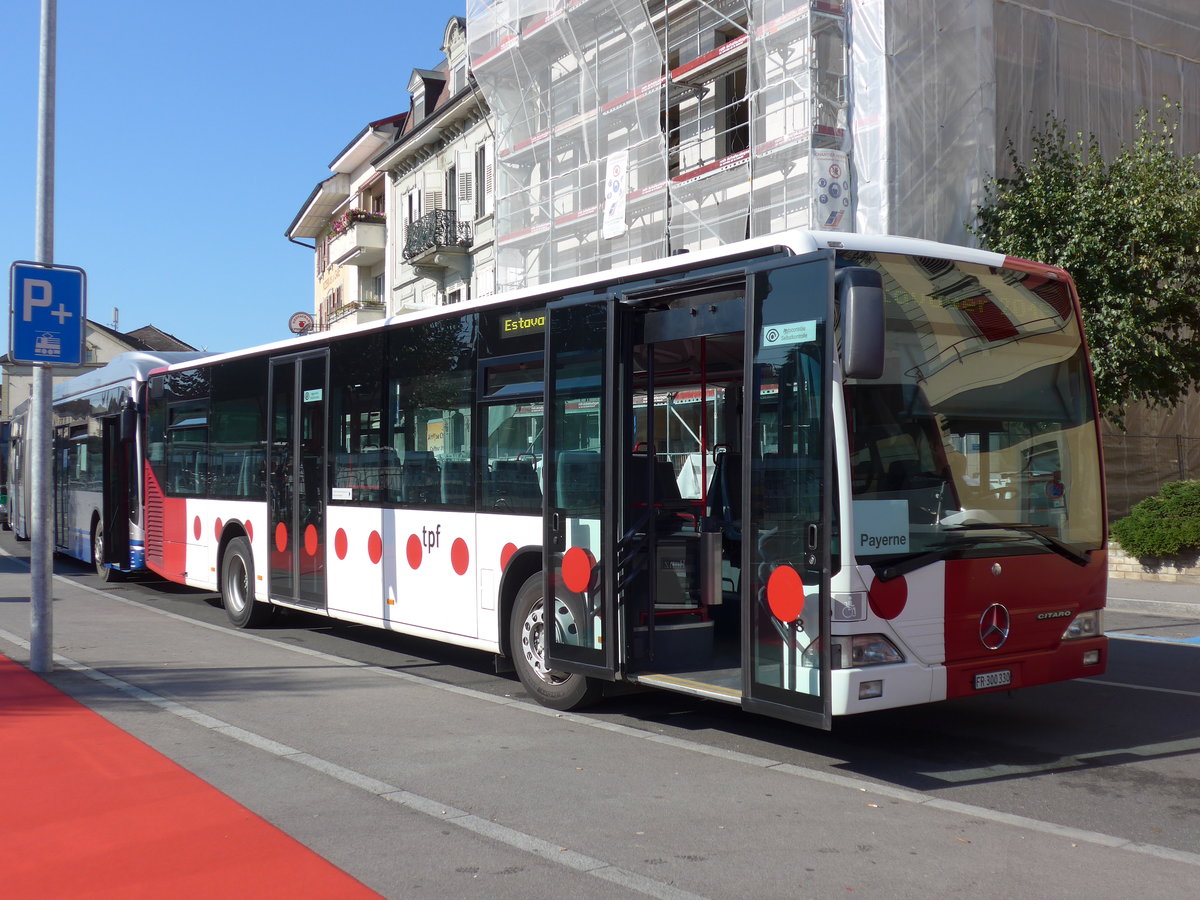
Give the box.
[762,320,816,347]
[303,388,323,403]
[852,500,909,556]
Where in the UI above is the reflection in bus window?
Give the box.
[386,316,474,508]
[842,250,1102,560]
[483,402,543,514]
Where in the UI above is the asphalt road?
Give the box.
[2,532,1198,898]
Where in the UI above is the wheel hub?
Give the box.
[520,599,569,686]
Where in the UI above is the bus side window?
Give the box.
[386,317,475,510]
[165,404,208,497]
[482,402,542,514]
[329,332,386,503]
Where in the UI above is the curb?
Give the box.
[1105,597,1200,619]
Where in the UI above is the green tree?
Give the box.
[971,104,1200,420]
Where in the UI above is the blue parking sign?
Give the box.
[9,261,87,366]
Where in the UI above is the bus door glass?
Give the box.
[543,297,616,678]
[101,416,132,569]
[54,426,71,550]
[268,351,329,609]
[743,254,835,728]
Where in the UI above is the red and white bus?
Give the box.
[141,231,1107,728]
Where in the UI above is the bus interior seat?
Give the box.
[441,459,472,506]
[628,450,690,532]
[486,458,541,511]
[400,451,439,504]
[556,450,602,515]
[707,450,742,547]
[884,459,915,491]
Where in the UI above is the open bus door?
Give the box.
[542,297,618,680]
[740,255,836,727]
[98,414,133,573]
[543,253,838,728]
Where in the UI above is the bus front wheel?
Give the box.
[221,536,272,628]
[92,522,121,583]
[510,573,601,711]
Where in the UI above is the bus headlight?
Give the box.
[802,635,905,669]
[1062,610,1102,640]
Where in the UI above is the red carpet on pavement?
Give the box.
[0,654,383,899]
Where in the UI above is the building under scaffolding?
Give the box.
[465,0,1198,292]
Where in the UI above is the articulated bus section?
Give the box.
[138,232,1106,728]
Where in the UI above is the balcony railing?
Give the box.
[403,209,472,263]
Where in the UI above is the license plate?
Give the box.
[974,669,1012,690]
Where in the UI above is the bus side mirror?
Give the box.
[120,400,137,444]
[836,267,885,380]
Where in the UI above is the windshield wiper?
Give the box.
[944,523,1090,567]
[873,534,997,582]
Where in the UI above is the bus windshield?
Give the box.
[840,250,1104,570]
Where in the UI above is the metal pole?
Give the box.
[30,0,57,673]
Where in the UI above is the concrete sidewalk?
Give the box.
[1,553,1197,898]
[1104,576,1200,644]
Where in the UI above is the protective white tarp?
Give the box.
[993,0,1200,172]
[467,0,1200,286]
[467,0,668,291]
[848,0,995,246]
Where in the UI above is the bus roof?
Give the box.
[152,230,1014,373]
[51,351,213,405]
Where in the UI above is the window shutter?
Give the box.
[476,264,495,297]
[482,140,495,216]
[456,150,475,222]
[423,170,444,212]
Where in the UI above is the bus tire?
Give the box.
[509,572,601,711]
[221,536,272,628]
[92,522,122,583]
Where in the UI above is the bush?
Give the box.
[1111,481,1200,558]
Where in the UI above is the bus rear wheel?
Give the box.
[92,523,121,583]
[509,573,601,711]
[221,536,272,628]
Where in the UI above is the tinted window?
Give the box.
[209,356,267,499]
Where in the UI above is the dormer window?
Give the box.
[408,68,446,121]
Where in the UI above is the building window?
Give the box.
[475,141,493,219]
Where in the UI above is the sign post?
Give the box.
[16,0,74,674]
[8,262,85,677]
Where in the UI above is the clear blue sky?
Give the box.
[1,1,463,354]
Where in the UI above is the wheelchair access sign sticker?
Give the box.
[9,261,87,366]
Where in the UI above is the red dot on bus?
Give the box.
[193,516,201,540]
[767,565,805,623]
[274,522,288,553]
[246,521,253,542]
[451,538,469,575]
[561,546,595,594]
[368,531,384,565]
[334,528,348,560]
[406,533,422,569]
[304,524,318,557]
[214,518,223,539]
[868,575,907,620]
[500,542,517,570]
